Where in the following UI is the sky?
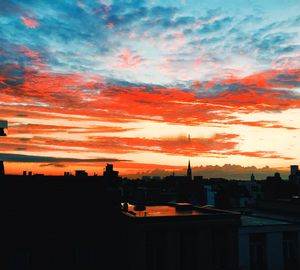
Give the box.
[0,0,300,178]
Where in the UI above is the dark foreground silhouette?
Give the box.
[1,175,126,270]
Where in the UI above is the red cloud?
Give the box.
[226,120,297,130]
[1,133,238,157]
[205,69,300,90]
[1,65,300,130]
[1,64,299,165]
[20,16,39,28]
[17,46,47,68]
[1,132,294,162]
[18,46,40,58]
[1,65,300,129]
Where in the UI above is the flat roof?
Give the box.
[241,215,292,226]
[123,203,239,218]
[127,204,205,217]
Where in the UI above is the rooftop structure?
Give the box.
[122,202,240,270]
[124,203,205,217]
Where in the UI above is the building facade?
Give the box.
[121,202,240,270]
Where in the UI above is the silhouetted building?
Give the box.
[121,202,240,270]
[266,172,282,181]
[75,170,88,177]
[1,174,123,270]
[290,165,299,176]
[103,163,120,188]
[194,175,203,182]
[251,173,256,182]
[103,163,119,178]
[289,165,300,185]
[260,177,297,200]
[238,180,262,208]
[256,198,300,217]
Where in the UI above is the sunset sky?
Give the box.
[0,0,300,177]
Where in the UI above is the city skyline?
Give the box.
[1,0,300,176]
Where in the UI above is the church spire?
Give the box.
[187,160,192,180]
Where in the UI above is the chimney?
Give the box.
[28,171,32,176]
[23,171,27,176]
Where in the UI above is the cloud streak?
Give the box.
[0,153,128,163]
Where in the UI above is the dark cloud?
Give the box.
[0,153,129,163]
[39,163,66,168]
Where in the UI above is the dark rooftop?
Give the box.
[126,203,206,217]
[241,215,292,226]
[122,203,240,220]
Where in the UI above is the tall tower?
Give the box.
[187,160,192,180]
